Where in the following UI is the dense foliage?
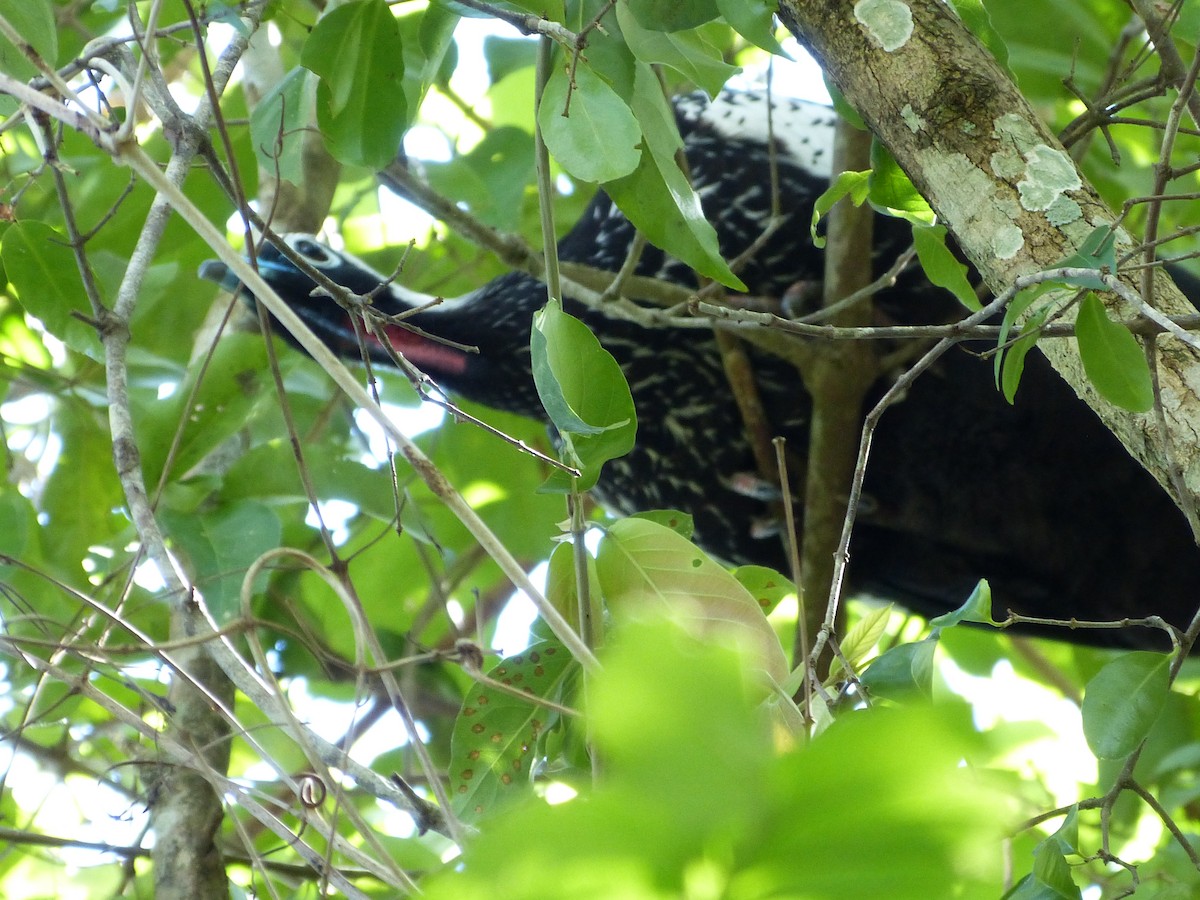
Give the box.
[1,1,1200,897]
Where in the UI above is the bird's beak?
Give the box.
[198,259,242,293]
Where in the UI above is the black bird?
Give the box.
[203,90,1199,650]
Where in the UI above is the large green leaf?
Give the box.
[625,0,720,32]
[301,0,408,169]
[424,620,1006,899]
[1081,651,1170,760]
[717,0,787,56]
[448,640,575,824]
[604,65,744,289]
[0,0,56,82]
[912,223,978,310]
[532,299,636,492]
[538,64,641,184]
[425,126,536,230]
[40,401,126,571]
[615,3,736,98]
[161,498,282,623]
[135,333,272,488]
[1075,292,1153,413]
[1,221,103,360]
[249,66,310,185]
[595,517,788,681]
[859,637,937,701]
[869,142,934,223]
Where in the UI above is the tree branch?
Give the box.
[778,0,1200,512]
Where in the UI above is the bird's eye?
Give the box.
[291,238,336,267]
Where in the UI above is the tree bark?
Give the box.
[778,0,1200,513]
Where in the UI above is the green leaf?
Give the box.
[995,281,1056,401]
[868,142,935,223]
[0,489,35,569]
[630,508,695,539]
[948,0,1012,75]
[484,35,538,85]
[998,306,1050,404]
[1,222,103,360]
[595,517,788,681]
[301,0,408,169]
[615,4,737,98]
[604,64,744,289]
[1053,226,1118,289]
[731,565,795,615]
[545,540,601,634]
[1081,651,1171,759]
[249,66,310,185]
[1006,840,1082,899]
[538,64,641,183]
[912,223,978,310]
[1075,292,1153,412]
[929,579,998,629]
[426,126,536,230]
[0,0,57,80]
[810,169,872,247]
[625,0,720,32]
[717,0,787,56]
[448,641,575,823]
[859,637,937,701]
[136,333,272,488]
[410,1,460,98]
[40,402,125,570]
[826,604,893,682]
[531,299,637,492]
[161,499,282,622]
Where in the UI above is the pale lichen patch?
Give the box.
[990,114,1082,215]
[1016,145,1081,212]
[1046,194,1082,227]
[900,103,924,133]
[993,113,1039,149]
[853,0,914,52]
[992,225,1025,259]
[989,150,1024,180]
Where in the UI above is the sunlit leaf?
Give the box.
[250,66,311,184]
[811,170,870,247]
[1081,651,1170,759]
[448,641,575,823]
[301,0,408,168]
[1075,293,1153,412]
[539,64,641,183]
[1,221,103,359]
[616,3,736,97]
[912,223,978,310]
[717,0,787,56]
[930,579,997,628]
[596,517,788,681]
[532,299,636,492]
[604,64,744,288]
[869,142,934,223]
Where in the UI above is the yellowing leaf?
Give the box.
[596,518,788,681]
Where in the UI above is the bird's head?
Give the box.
[199,234,542,413]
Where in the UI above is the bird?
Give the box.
[201,89,1200,651]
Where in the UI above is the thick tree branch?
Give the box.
[778,0,1200,512]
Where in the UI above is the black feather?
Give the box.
[202,90,1200,650]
